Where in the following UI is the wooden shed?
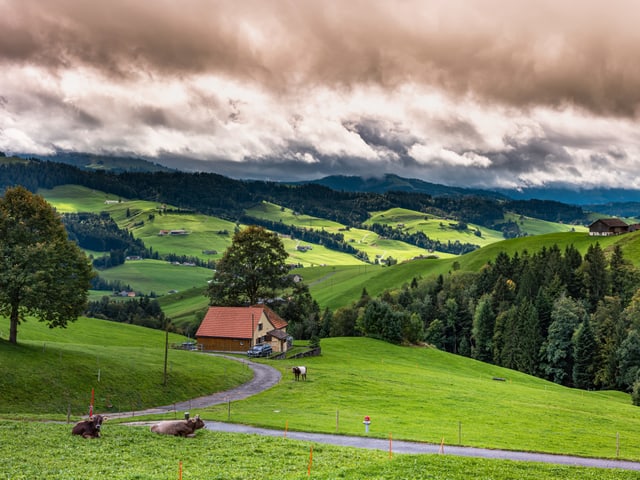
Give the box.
[195,305,289,353]
[588,218,629,236]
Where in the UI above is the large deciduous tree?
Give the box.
[207,225,290,306]
[0,186,94,344]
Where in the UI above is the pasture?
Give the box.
[3,317,640,477]
[94,259,213,297]
[0,316,251,416]
[246,201,438,262]
[2,422,637,479]
[365,207,504,247]
[203,338,640,461]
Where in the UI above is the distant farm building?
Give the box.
[196,305,289,353]
[588,218,629,236]
[158,229,189,236]
[296,245,312,252]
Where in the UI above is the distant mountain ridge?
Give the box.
[41,152,174,173]
[295,174,508,200]
[7,150,640,208]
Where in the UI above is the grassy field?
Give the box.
[301,230,640,310]
[503,212,589,235]
[200,338,640,461]
[4,314,640,476]
[365,207,504,247]
[0,315,252,417]
[2,421,636,479]
[246,201,440,263]
[94,259,213,296]
[5,318,640,462]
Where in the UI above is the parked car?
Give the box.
[247,344,273,358]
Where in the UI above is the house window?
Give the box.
[258,323,263,331]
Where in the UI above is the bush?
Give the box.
[632,380,640,406]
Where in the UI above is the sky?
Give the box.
[1,0,640,190]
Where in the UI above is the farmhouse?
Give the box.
[588,218,629,236]
[196,305,289,353]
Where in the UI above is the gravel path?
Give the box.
[114,354,640,471]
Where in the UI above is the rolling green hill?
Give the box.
[301,230,640,310]
[4,317,639,462]
[38,184,640,314]
[203,337,640,460]
[246,201,443,262]
[0,315,251,416]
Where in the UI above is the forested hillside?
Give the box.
[319,240,640,399]
[0,156,591,232]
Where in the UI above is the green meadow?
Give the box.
[365,207,505,247]
[246,201,438,262]
[95,259,213,296]
[0,316,251,417]
[503,212,589,236]
[2,323,640,478]
[203,337,640,461]
[2,422,637,479]
[302,231,640,311]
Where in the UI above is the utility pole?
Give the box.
[163,317,169,386]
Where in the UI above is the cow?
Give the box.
[292,366,307,381]
[150,415,205,437]
[71,414,105,439]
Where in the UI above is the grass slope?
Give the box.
[304,231,640,310]
[0,316,252,416]
[204,337,640,461]
[247,201,439,263]
[365,207,504,247]
[95,259,213,296]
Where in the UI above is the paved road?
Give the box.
[115,354,640,471]
[109,354,281,419]
[203,421,640,471]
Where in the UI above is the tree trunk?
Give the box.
[9,303,18,344]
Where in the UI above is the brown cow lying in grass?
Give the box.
[150,415,205,437]
[72,414,105,438]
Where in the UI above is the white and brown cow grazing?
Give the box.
[150,415,205,437]
[292,366,307,381]
[72,414,105,438]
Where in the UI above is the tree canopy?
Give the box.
[207,225,290,306]
[0,186,94,344]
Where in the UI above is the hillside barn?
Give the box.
[588,218,629,236]
[196,305,289,353]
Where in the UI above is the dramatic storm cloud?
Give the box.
[1,0,640,188]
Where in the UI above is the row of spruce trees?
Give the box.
[304,242,640,398]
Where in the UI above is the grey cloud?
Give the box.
[3,1,640,116]
[342,118,417,156]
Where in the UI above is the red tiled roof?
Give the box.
[196,305,288,339]
[261,306,288,329]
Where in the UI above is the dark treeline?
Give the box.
[319,243,640,397]
[0,158,590,234]
[86,295,170,331]
[90,275,132,293]
[62,212,157,269]
[164,253,216,269]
